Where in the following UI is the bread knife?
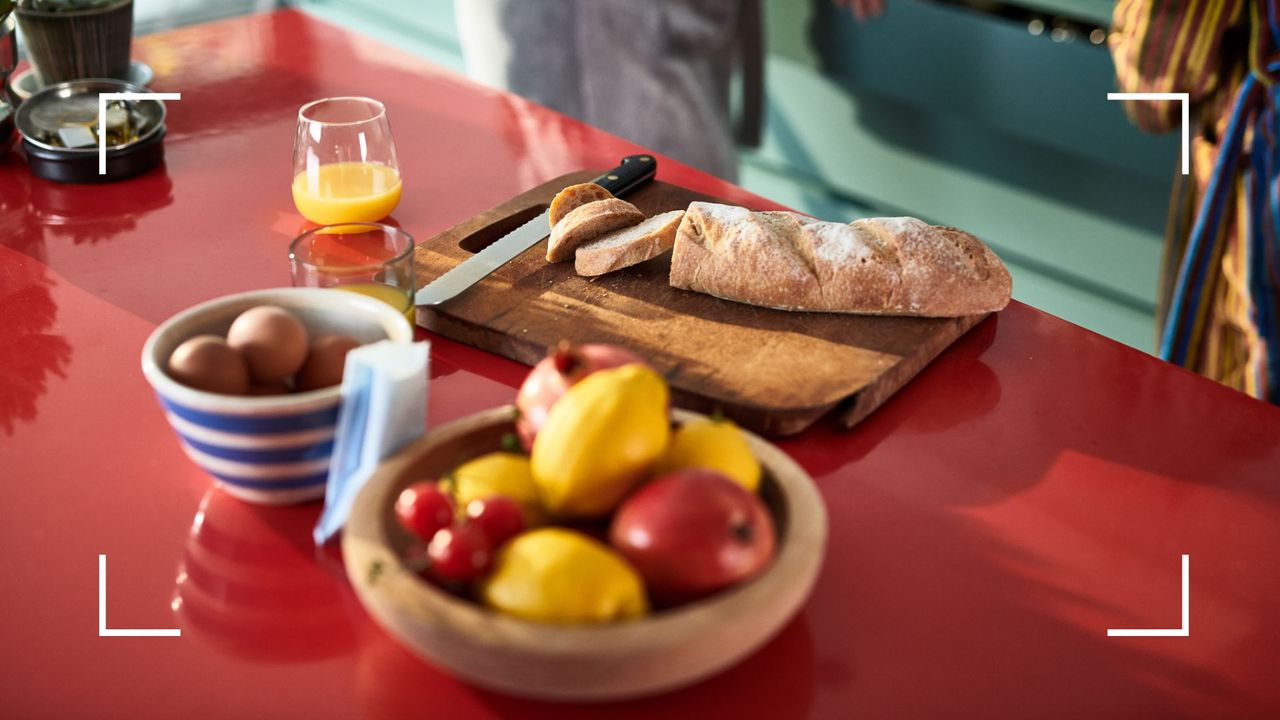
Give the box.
[414,154,657,308]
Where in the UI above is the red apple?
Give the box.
[609,469,776,604]
[514,341,645,450]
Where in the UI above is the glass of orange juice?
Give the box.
[292,97,402,224]
[289,223,416,325]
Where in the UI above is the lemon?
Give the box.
[451,452,543,524]
[656,417,761,492]
[531,364,670,517]
[478,528,648,623]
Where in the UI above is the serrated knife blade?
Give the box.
[414,154,657,308]
[414,209,550,307]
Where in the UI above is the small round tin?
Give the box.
[15,78,166,183]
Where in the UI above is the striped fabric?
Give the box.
[1111,0,1280,404]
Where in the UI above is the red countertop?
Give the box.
[2,10,1278,719]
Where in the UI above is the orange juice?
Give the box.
[334,283,415,325]
[292,162,402,224]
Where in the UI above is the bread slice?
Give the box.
[549,182,614,228]
[669,202,1011,317]
[546,198,645,263]
[575,210,685,277]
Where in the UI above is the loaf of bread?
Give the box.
[668,202,1011,317]
[546,198,645,263]
[548,182,614,228]
[575,210,685,277]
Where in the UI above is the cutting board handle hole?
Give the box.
[459,204,549,254]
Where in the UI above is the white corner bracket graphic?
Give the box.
[1107,554,1190,637]
[98,554,181,637]
[98,92,182,175]
[1107,92,1190,175]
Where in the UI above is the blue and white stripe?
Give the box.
[140,287,416,506]
[162,396,340,504]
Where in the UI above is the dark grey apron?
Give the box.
[455,0,763,181]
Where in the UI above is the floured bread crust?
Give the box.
[669,202,1012,317]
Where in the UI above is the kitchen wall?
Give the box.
[292,0,1179,352]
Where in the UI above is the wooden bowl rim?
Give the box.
[343,405,828,658]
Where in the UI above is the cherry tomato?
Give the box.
[427,523,493,581]
[465,496,525,548]
[394,481,454,542]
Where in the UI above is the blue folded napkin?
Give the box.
[314,340,429,545]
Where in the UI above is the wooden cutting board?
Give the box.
[413,171,986,436]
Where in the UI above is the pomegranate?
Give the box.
[514,341,644,450]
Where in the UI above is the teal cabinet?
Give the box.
[753,0,1177,350]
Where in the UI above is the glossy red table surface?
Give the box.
[2,10,1279,719]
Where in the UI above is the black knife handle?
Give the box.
[591,155,657,197]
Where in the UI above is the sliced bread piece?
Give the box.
[575,210,685,277]
[548,182,614,228]
[546,198,645,262]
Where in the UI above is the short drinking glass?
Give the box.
[292,97,402,225]
[290,223,416,326]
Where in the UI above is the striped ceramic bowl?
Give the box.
[141,288,414,505]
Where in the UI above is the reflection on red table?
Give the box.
[1,9,1279,719]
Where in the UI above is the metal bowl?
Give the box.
[15,77,165,153]
[15,77,166,182]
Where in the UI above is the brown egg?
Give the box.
[247,382,292,396]
[296,334,362,391]
[168,335,250,395]
[226,306,309,384]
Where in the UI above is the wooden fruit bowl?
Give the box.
[342,406,828,701]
